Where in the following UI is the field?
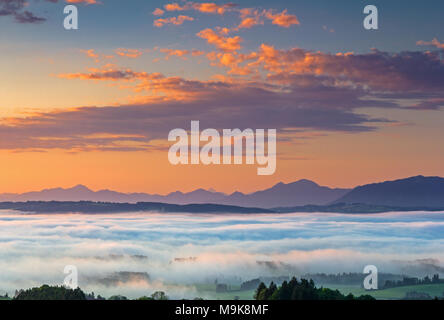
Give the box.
[193,282,444,300]
[330,283,444,300]
[194,283,256,300]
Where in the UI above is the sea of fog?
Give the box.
[0,210,444,299]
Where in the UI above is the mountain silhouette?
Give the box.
[0,180,349,208]
[334,175,444,207]
[3,176,443,209]
[220,180,349,208]
[0,201,272,214]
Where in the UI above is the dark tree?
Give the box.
[255,277,375,301]
[14,285,86,300]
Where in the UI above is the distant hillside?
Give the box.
[0,180,350,208]
[0,185,227,204]
[0,201,273,214]
[273,203,444,214]
[220,180,349,208]
[334,176,444,208]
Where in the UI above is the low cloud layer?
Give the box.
[0,210,443,298]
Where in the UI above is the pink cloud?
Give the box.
[264,9,300,28]
[163,2,236,15]
[417,38,444,50]
[197,28,242,52]
[115,48,144,58]
[154,15,194,27]
[152,8,165,16]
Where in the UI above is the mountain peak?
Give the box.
[407,175,440,181]
[335,175,444,207]
[69,184,91,192]
[296,179,318,185]
[271,179,318,189]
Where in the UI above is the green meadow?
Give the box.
[192,282,444,300]
[330,283,444,300]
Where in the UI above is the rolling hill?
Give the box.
[334,176,444,208]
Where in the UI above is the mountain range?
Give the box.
[1,175,443,209]
[0,179,349,208]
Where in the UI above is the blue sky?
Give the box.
[4,0,444,53]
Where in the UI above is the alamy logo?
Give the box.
[168,121,276,175]
[363,5,378,30]
[363,265,378,290]
[64,5,78,30]
[63,265,78,289]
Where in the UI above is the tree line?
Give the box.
[11,285,169,300]
[254,277,375,300]
[383,274,443,289]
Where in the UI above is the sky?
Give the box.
[1,0,444,194]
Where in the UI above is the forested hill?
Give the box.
[0,201,273,214]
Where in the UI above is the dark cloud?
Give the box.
[257,45,444,93]
[0,76,391,151]
[0,0,48,23]
[0,0,25,16]
[4,41,444,151]
[408,98,444,110]
[14,10,46,23]
[0,0,93,24]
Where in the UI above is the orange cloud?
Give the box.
[192,49,205,56]
[265,9,300,28]
[2,64,394,154]
[63,44,444,109]
[207,51,258,75]
[57,66,212,101]
[159,3,298,31]
[417,38,444,49]
[152,8,165,16]
[160,48,190,60]
[192,2,235,15]
[238,16,262,29]
[164,3,186,11]
[254,44,444,92]
[115,48,144,58]
[66,0,98,4]
[236,8,264,30]
[154,15,194,27]
[197,28,242,52]
[58,66,149,82]
[163,2,235,15]
[233,8,300,31]
[81,49,99,59]
[79,49,116,63]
